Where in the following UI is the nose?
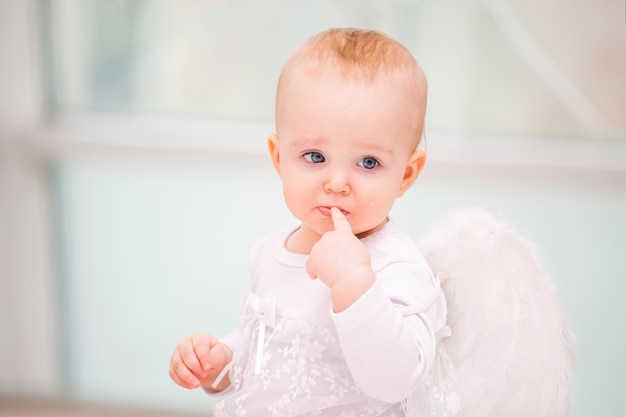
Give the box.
[323,168,351,195]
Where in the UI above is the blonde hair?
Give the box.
[275,28,428,146]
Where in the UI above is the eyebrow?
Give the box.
[358,142,395,156]
[290,137,394,156]
[289,137,327,148]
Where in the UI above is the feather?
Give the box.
[418,206,576,417]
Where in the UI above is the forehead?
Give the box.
[276,71,404,118]
[278,65,413,117]
[277,68,415,127]
[277,72,418,153]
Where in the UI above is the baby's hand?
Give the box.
[307,207,375,311]
[169,332,232,391]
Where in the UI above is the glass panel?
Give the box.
[43,0,625,139]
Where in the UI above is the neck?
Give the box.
[284,225,321,254]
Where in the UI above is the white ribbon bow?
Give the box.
[243,292,276,374]
[211,292,276,389]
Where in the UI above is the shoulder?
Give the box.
[363,220,439,305]
[363,220,428,272]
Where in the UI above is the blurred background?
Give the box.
[1,0,625,416]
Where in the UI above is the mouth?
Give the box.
[318,206,349,217]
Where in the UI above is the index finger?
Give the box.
[330,207,352,233]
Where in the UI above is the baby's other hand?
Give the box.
[169,332,231,391]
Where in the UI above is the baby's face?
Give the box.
[271,71,423,249]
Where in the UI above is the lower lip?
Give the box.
[318,206,348,217]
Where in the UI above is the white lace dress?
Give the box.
[210,221,447,417]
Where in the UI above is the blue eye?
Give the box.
[303,152,325,164]
[358,157,379,170]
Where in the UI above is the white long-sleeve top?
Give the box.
[212,220,447,417]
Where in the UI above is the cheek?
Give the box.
[366,173,403,201]
[282,184,298,207]
[361,182,400,215]
[281,177,309,211]
[367,197,395,215]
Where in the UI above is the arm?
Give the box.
[169,332,233,391]
[307,208,443,402]
[332,277,442,403]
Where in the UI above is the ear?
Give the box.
[398,150,426,197]
[267,133,281,175]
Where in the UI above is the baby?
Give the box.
[169,27,447,416]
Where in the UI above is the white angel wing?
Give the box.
[418,207,576,417]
